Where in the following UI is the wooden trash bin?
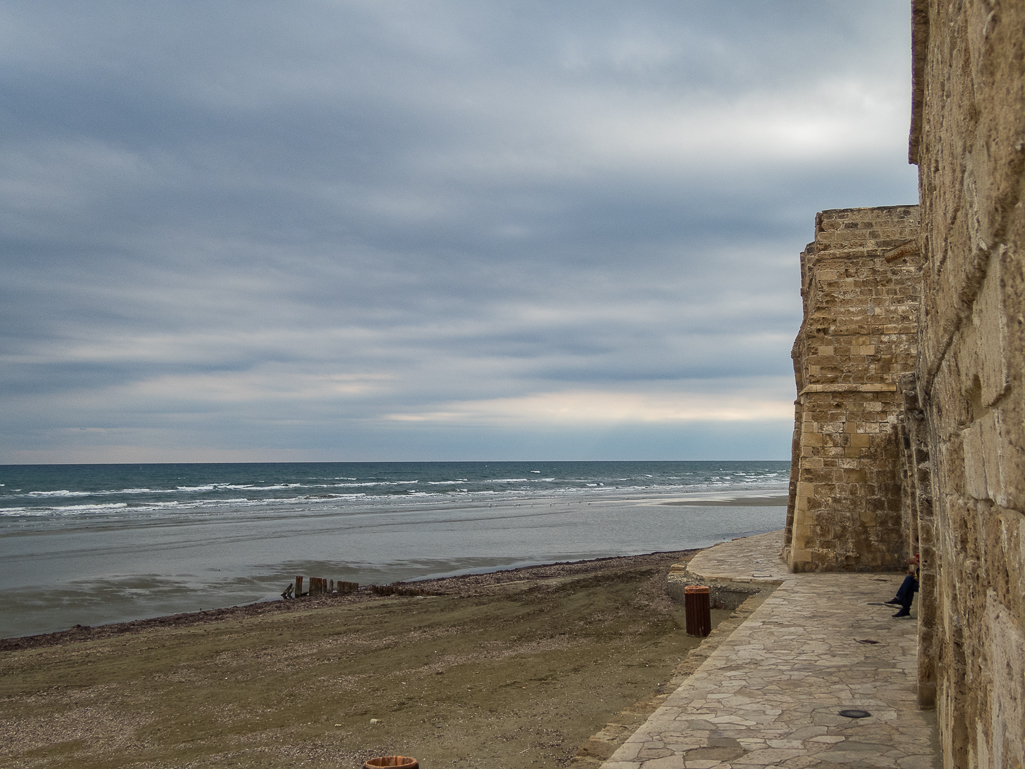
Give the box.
[684,585,711,637]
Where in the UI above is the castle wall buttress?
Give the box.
[784,205,921,572]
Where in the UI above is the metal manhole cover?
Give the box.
[839,709,871,718]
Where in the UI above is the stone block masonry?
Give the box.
[910,1,1025,766]
[783,205,921,572]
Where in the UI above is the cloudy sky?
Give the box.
[1,1,918,464]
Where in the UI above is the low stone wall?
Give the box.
[666,575,763,611]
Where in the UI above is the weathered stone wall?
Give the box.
[896,374,937,708]
[783,206,921,572]
[910,0,1025,766]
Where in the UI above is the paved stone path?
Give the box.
[602,530,939,769]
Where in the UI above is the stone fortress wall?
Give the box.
[783,2,1024,766]
[782,206,921,572]
[910,0,1025,765]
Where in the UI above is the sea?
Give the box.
[0,460,790,639]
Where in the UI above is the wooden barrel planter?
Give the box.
[363,757,418,769]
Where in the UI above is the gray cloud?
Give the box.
[0,1,918,462]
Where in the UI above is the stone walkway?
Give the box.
[601,531,939,769]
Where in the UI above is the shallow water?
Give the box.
[0,461,788,637]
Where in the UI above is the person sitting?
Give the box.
[885,554,920,618]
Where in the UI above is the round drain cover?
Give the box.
[839,709,871,718]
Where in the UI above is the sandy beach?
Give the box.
[0,547,771,769]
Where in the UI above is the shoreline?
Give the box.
[658,493,788,506]
[0,547,704,653]
[1,486,787,641]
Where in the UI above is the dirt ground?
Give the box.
[0,551,766,769]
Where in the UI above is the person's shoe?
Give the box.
[884,598,901,605]
[892,610,911,618]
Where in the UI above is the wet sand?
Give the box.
[0,548,770,769]
[660,494,788,507]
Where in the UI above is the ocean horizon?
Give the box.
[0,460,789,638]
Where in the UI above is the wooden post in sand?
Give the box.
[295,576,304,596]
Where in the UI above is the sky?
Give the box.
[0,1,919,464]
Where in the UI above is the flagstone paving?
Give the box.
[602,530,940,769]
